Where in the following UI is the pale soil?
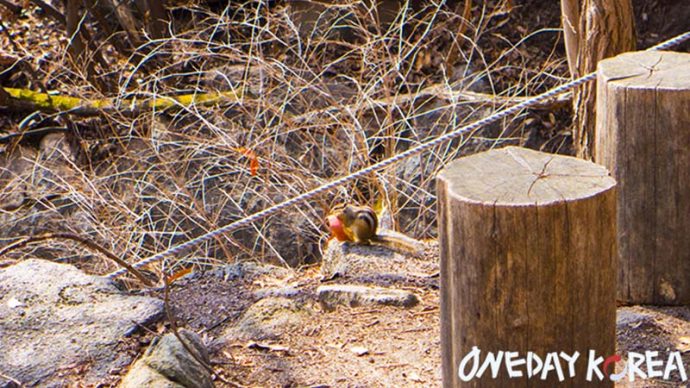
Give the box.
[153,253,689,387]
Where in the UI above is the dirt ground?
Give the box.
[161,259,441,387]
[145,243,690,387]
[143,247,443,387]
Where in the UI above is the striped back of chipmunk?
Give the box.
[354,205,378,234]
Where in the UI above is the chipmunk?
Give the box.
[326,203,423,257]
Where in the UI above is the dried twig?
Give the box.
[30,0,66,24]
[162,274,215,375]
[0,370,22,387]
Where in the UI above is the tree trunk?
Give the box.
[65,0,99,86]
[595,51,690,305]
[560,0,636,160]
[437,146,617,387]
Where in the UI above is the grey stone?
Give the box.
[253,286,300,299]
[320,238,433,280]
[225,297,311,341]
[120,330,212,388]
[0,259,164,386]
[616,309,654,327]
[119,364,184,388]
[317,284,419,311]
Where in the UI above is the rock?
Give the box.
[616,306,675,354]
[0,146,35,212]
[225,297,311,341]
[616,308,655,328]
[253,286,301,299]
[320,238,434,280]
[288,1,400,41]
[317,284,419,311]
[394,153,439,235]
[119,364,184,388]
[120,329,212,388]
[217,192,319,267]
[0,137,85,247]
[0,259,164,386]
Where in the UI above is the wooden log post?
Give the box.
[437,146,617,387]
[595,51,690,305]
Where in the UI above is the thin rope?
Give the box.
[107,30,690,279]
[648,31,690,50]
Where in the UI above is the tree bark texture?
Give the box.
[595,51,690,305]
[437,146,617,387]
[561,0,636,160]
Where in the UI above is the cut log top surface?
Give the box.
[437,146,616,206]
[598,51,690,89]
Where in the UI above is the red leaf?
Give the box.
[234,147,260,176]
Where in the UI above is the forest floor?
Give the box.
[152,245,690,387]
[157,255,444,386]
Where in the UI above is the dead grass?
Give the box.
[0,0,569,283]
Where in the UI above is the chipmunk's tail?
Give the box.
[371,232,425,258]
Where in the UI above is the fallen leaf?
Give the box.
[234,147,260,176]
[166,267,193,284]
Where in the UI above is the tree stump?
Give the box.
[436,146,617,387]
[595,51,690,305]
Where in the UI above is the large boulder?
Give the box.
[0,259,164,386]
[120,329,213,388]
